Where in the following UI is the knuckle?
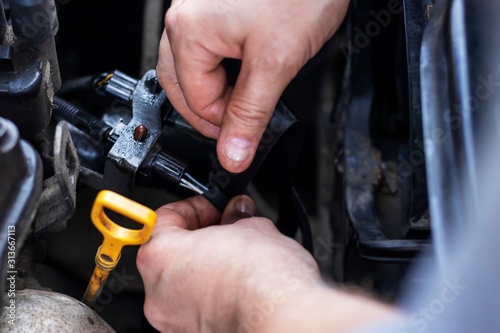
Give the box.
[156,205,183,222]
[164,9,181,32]
[144,299,178,332]
[189,98,223,125]
[136,245,151,275]
[200,99,224,120]
[241,217,277,231]
[259,218,278,231]
[165,6,202,33]
[189,115,220,138]
[143,299,162,328]
[252,47,303,78]
[259,54,293,73]
[228,98,272,130]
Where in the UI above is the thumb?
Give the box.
[217,58,295,173]
[220,195,257,225]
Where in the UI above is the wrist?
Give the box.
[234,261,323,333]
[237,280,400,333]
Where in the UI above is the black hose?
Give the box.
[56,75,97,98]
[53,96,111,142]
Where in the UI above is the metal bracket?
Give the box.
[104,70,166,195]
[54,121,80,212]
[35,121,80,235]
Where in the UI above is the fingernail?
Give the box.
[223,137,252,163]
[235,198,256,216]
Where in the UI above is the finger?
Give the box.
[157,29,220,138]
[220,195,257,225]
[166,18,231,127]
[217,50,299,173]
[155,196,221,232]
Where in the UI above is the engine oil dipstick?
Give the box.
[83,190,156,307]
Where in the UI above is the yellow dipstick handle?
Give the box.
[83,190,156,306]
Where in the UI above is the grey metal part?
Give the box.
[9,0,59,44]
[0,289,115,332]
[104,70,166,194]
[34,121,80,236]
[104,70,138,104]
[0,29,61,138]
[0,117,43,310]
[54,121,80,212]
[0,0,61,139]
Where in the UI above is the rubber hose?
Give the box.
[57,75,97,98]
[53,96,111,142]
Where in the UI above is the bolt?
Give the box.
[145,77,161,94]
[134,125,147,142]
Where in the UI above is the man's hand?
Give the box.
[137,195,400,332]
[157,0,350,173]
[137,195,322,332]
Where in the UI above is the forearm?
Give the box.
[238,284,401,333]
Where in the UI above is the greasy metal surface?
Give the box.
[83,265,112,306]
[0,1,61,138]
[104,70,166,194]
[10,0,59,44]
[0,289,115,332]
[0,117,42,309]
[34,122,80,235]
[54,121,80,213]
